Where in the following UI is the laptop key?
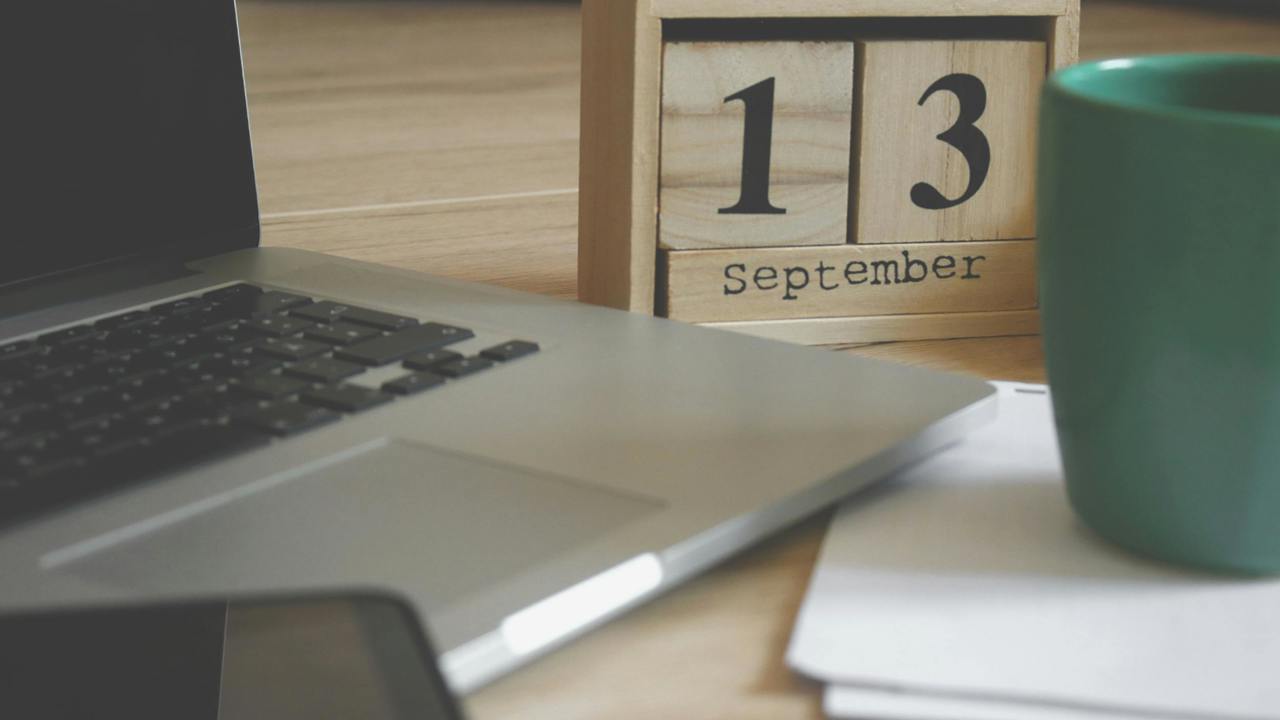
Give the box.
[334,323,474,366]
[180,380,237,420]
[243,316,315,338]
[220,290,313,317]
[339,307,418,331]
[77,354,144,385]
[232,373,310,400]
[153,306,230,335]
[2,429,57,452]
[93,310,153,330]
[5,453,86,482]
[0,350,72,381]
[184,350,280,379]
[1,404,60,435]
[112,370,183,407]
[220,350,284,377]
[187,303,245,331]
[174,354,229,384]
[67,416,136,455]
[0,354,38,381]
[151,421,270,466]
[252,290,315,315]
[202,283,264,302]
[403,349,463,371]
[46,336,113,367]
[57,387,117,422]
[2,431,83,473]
[252,337,331,361]
[234,400,341,436]
[480,340,540,362]
[134,336,207,367]
[300,384,393,413]
[150,296,209,315]
[32,365,93,397]
[89,434,151,463]
[0,340,37,360]
[88,421,267,485]
[125,397,188,433]
[0,381,39,411]
[289,301,354,324]
[0,389,43,415]
[282,357,364,383]
[382,372,445,396]
[435,357,495,378]
[101,322,172,352]
[37,325,95,346]
[292,301,418,331]
[190,325,259,354]
[303,322,381,346]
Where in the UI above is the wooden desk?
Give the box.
[236,3,1280,716]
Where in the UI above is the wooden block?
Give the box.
[703,309,1040,345]
[662,240,1037,323]
[578,0,663,312]
[579,0,1079,343]
[852,40,1046,244]
[1047,6,1082,70]
[659,41,854,250]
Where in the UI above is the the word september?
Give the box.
[722,249,987,301]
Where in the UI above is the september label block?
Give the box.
[662,240,1037,322]
[659,41,855,250]
[853,40,1046,244]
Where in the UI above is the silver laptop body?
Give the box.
[0,1,995,691]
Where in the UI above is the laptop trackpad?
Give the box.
[60,441,662,609]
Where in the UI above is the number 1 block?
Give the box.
[852,40,1046,244]
[659,41,855,250]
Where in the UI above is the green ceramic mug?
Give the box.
[1037,54,1280,574]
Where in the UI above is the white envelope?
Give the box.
[824,683,1200,720]
[825,684,1183,720]
[787,383,1280,720]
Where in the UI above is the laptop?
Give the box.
[0,0,996,692]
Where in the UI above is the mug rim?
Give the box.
[1048,53,1280,130]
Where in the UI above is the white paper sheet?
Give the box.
[787,383,1280,720]
[825,684,1179,720]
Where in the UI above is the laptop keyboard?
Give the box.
[0,283,539,529]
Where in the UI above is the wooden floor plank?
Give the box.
[262,192,580,298]
[240,1,581,215]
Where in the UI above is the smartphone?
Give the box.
[0,591,463,720]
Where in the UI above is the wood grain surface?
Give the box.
[853,39,1046,244]
[235,2,1280,717]
[659,41,855,249]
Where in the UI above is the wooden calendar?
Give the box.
[578,0,1080,345]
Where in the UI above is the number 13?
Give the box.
[718,72,992,215]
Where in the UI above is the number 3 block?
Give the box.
[852,40,1046,244]
[660,42,855,250]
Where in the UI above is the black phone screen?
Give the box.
[0,594,462,720]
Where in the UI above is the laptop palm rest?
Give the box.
[59,441,662,609]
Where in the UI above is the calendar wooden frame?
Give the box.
[578,0,1080,345]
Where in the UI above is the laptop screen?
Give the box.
[3,0,259,290]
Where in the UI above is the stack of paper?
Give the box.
[787,382,1280,720]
